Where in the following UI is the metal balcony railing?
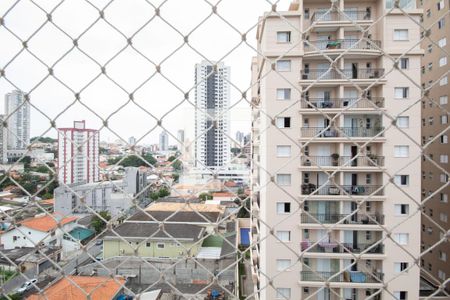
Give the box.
[301,184,384,196]
[300,97,385,109]
[300,127,384,138]
[304,39,381,52]
[301,241,384,254]
[300,213,385,224]
[311,10,373,22]
[301,69,385,80]
[301,155,385,167]
[300,271,384,283]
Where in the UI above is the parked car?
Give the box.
[16,278,37,293]
[95,239,103,246]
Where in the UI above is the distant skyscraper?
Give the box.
[128,136,137,145]
[0,115,7,164]
[177,129,185,151]
[159,130,169,152]
[235,131,244,145]
[194,61,230,169]
[4,90,30,150]
[58,121,99,185]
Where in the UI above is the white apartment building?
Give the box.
[4,90,30,152]
[194,61,231,169]
[252,1,422,299]
[58,120,99,184]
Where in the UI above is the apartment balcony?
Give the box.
[301,184,384,196]
[301,241,384,254]
[300,127,384,139]
[300,213,385,225]
[304,39,381,53]
[311,10,373,23]
[301,156,385,168]
[300,271,384,284]
[300,97,384,110]
[301,69,385,81]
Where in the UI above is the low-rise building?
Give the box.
[54,167,147,217]
[0,213,77,250]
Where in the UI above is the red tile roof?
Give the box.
[20,214,77,232]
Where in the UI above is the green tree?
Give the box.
[158,188,170,198]
[234,197,250,218]
[108,154,156,167]
[91,211,111,234]
[198,192,213,201]
[150,192,159,201]
[172,173,179,182]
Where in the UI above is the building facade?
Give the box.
[418,0,450,292]
[57,120,99,185]
[0,115,7,164]
[159,130,169,152]
[194,61,230,169]
[252,1,422,299]
[177,129,185,151]
[4,90,30,152]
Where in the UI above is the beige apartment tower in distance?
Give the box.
[418,0,450,294]
[251,0,423,299]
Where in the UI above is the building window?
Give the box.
[394,233,409,245]
[394,29,409,41]
[440,174,449,183]
[440,213,448,223]
[146,242,151,247]
[276,259,291,271]
[426,9,431,17]
[157,243,165,249]
[366,174,372,184]
[441,115,448,124]
[440,96,448,105]
[440,155,448,163]
[276,174,291,186]
[440,76,448,86]
[441,135,448,144]
[396,116,409,128]
[304,8,310,19]
[394,291,408,300]
[386,0,415,9]
[277,202,291,214]
[438,38,447,48]
[395,204,409,216]
[276,288,291,299]
[276,60,291,72]
[427,44,432,53]
[437,0,445,10]
[440,193,448,203]
[366,231,372,240]
[394,262,409,273]
[438,18,445,29]
[277,88,291,100]
[276,231,291,242]
[277,145,291,157]
[394,87,409,99]
[277,31,291,43]
[394,145,409,157]
[439,251,447,261]
[439,57,448,67]
[394,175,409,186]
[429,117,434,125]
[276,117,291,128]
[438,270,446,281]
[400,58,409,69]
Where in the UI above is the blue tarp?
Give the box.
[240,228,250,246]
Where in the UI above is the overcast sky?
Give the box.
[0,0,291,145]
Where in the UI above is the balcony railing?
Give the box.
[311,10,373,22]
[301,241,384,254]
[300,127,384,138]
[301,184,384,196]
[301,68,385,80]
[304,39,381,52]
[300,97,385,109]
[301,156,385,167]
[300,213,385,225]
[300,271,384,283]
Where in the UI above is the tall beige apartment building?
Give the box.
[418,0,450,293]
[251,0,423,299]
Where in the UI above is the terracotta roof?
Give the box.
[27,276,125,300]
[20,214,78,232]
[39,199,54,206]
[145,202,225,213]
[224,181,237,187]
